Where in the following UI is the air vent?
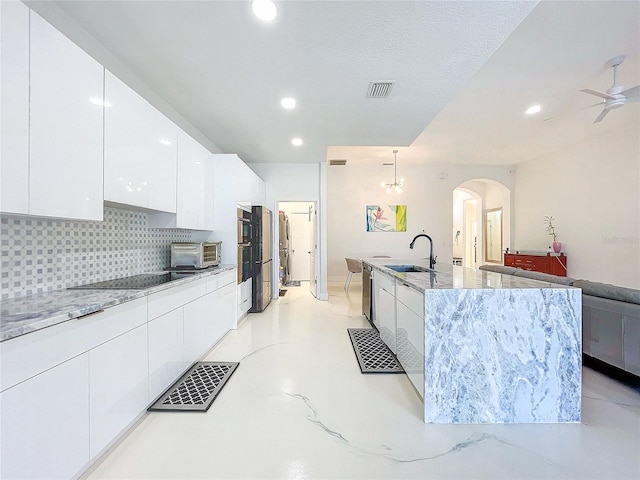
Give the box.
[367,81,395,98]
[330,159,347,166]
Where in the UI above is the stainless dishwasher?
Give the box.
[362,263,372,322]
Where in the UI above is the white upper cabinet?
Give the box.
[236,157,265,206]
[104,70,177,213]
[0,1,29,215]
[148,130,214,230]
[29,11,104,221]
[176,131,214,230]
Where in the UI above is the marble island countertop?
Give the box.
[364,258,574,292]
[0,265,236,342]
[364,257,582,424]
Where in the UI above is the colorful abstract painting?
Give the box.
[366,205,407,232]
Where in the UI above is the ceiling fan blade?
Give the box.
[620,84,640,102]
[543,101,602,122]
[593,108,610,124]
[580,88,616,100]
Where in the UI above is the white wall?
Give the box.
[327,163,514,281]
[452,190,472,259]
[513,116,640,289]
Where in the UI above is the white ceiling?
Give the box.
[30,0,639,167]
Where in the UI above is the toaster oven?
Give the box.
[170,242,221,269]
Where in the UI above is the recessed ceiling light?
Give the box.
[252,0,277,22]
[281,97,296,109]
[158,138,172,145]
[525,105,541,115]
[291,138,303,146]
[90,97,111,108]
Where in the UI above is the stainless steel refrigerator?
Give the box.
[249,206,272,312]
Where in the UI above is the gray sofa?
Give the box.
[479,265,640,376]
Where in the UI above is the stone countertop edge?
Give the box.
[0,265,237,343]
[363,258,576,293]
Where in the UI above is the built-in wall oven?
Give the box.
[237,208,252,284]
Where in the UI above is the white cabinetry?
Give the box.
[211,154,265,266]
[373,270,397,353]
[184,277,236,360]
[238,278,252,319]
[148,270,236,397]
[0,297,146,478]
[396,283,425,399]
[89,323,149,458]
[148,130,214,230]
[148,308,188,401]
[1,354,90,480]
[104,70,177,213]
[176,131,214,229]
[0,7,104,220]
[0,0,29,214]
[184,290,217,361]
[29,12,104,220]
[236,158,266,206]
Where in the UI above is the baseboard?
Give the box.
[583,354,640,385]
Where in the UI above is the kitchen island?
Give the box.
[365,258,581,424]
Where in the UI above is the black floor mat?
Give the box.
[148,362,239,412]
[347,328,404,374]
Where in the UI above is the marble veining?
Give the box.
[423,287,581,423]
[286,390,572,471]
[0,265,236,342]
[287,393,350,442]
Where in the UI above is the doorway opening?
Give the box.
[277,201,318,298]
[453,179,510,267]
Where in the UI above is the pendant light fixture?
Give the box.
[381,149,404,193]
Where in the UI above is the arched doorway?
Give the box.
[453,179,510,267]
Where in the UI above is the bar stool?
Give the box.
[344,258,362,292]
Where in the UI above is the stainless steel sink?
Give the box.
[384,264,430,273]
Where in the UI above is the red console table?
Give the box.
[504,252,567,277]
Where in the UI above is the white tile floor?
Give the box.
[84,282,640,480]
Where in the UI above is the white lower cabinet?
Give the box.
[237,278,252,320]
[373,270,396,352]
[184,281,237,361]
[89,324,149,458]
[184,291,217,361]
[0,354,90,480]
[396,284,425,399]
[0,270,238,478]
[148,308,188,401]
[217,282,237,335]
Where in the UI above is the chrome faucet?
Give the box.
[409,234,437,270]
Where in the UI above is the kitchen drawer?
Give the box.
[206,269,236,293]
[148,277,207,320]
[396,282,424,317]
[1,297,147,392]
[374,270,395,294]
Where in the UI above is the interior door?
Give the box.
[290,209,312,281]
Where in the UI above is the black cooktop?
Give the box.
[68,272,197,290]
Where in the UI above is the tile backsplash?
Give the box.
[1,207,192,300]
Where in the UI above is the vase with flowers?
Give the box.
[544,215,562,253]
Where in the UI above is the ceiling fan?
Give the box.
[580,55,640,123]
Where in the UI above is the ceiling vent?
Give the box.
[329,159,347,166]
[367,81,395,98]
